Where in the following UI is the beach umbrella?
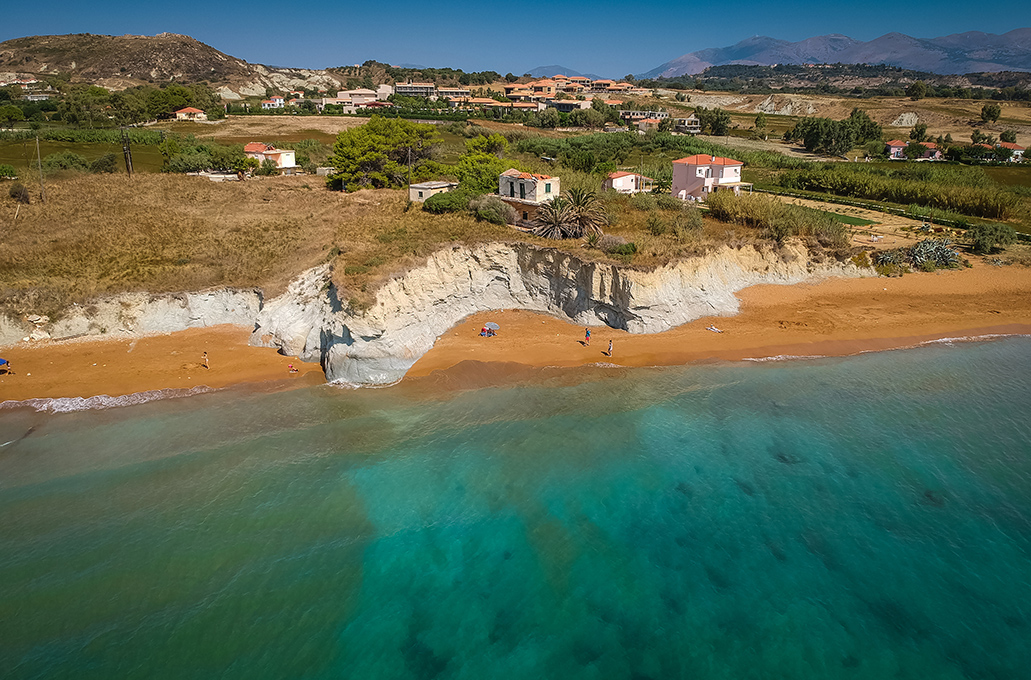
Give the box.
[484,322,500,330]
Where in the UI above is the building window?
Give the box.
[545,183,551,194]
[418,191,423,198]
[509,182,515,198]
[522,212,528,220]
[519,184,525,199]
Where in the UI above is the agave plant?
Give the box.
[532,198,575,239]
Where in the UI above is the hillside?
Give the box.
[640,28,1031,78]
[0,33,344,98]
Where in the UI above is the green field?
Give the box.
[0,140,165,174]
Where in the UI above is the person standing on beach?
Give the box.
[202,352,209,369]
[585,328,591,346]
[608,340,613,357]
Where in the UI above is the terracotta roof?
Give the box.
[501,169,552,180]
[886,140,908,147]
[244,142,270,153]
[999,142,1024,150]
[638,118,661,124]
[973,143,994,149]
[175,107,204,113]
[672,154,743,166]
[608,171,636,179]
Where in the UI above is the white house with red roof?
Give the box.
[671,154,750,201]
[603,171,654,194]
[174,107,207,121]
[261,96,285,110]
[244,142,298,173]
[497,169,560,224]
[998,141,1024,162]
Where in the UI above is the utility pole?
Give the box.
[120,127,134,177]
[35,136,45,204]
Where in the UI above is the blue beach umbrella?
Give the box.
[484,322,500,330]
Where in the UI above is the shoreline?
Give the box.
[0,325,324,405]
[2,264,1030,405]
[406,263,1031,385]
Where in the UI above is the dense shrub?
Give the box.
[778,167,1014,219]
[41,151,90,174]
[0,163,17,178]
[707,191,850,246]
[966,223,1017,254]
[8,182,30,204]
[423,188,472,214]
[89,153,119,174]
[469,195,516,224]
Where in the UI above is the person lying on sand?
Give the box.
[0,357,11,375]
[706,325,724,333]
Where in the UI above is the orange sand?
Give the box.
[408,265,1031,379]
[2,265,1029,402]
[0,325,323,403]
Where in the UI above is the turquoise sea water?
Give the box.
[1,338,1030,679]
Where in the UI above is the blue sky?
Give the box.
[2,1,1029,77]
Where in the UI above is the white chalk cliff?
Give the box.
[1,242,866,386]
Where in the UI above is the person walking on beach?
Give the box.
[202,352,209,370]
[608,340,613,357]
[585,328,591,346]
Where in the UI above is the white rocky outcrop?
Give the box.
[251,241,865,385]
[0,289,261,346]
[2,242,867,386]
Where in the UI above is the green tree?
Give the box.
[465,133,508,157]
[1000,130,1017,143]
[505,73,518,83]
[537,107,560,128]
[980,103,1001,124]
[327,116,440,191]
[696,107,731,135]
[532,197,575,239]
[754,111,767,130]
[563,188,606,238]
[967,223,1017,254]
[454,153,505,194]
[906,81,927,100]
[843,108,882,144]
[903,142,927,160]
[0,104,25,125]
[909,123,928,142]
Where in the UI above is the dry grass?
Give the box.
[0,173,343,318]
[155,115,371,143]
[0,171,804,319]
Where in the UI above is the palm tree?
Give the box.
[564,188,607,238]
[532,198,574,239]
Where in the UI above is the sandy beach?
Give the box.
[0,325,323,403]
[2,264,1029,403]
[407,264,1031,383]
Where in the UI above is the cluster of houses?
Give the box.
[886,139,1024,162]
[0,77,55,101]
[409,153,750,227]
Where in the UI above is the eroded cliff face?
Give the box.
[249,242,866,386]
[0,290,261,346]
[1,242,866,386]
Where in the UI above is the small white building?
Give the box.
[409,181,459,202]
[244,142,298,173]
[603,171,654,194]
[671,154,750,201]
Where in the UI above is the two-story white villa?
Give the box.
[497,169,560,224]
[671,154,751,201]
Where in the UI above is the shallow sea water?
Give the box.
[1,338,1030,679]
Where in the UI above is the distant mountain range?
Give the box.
[526,65,604,80]
[638,29,1031,78]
